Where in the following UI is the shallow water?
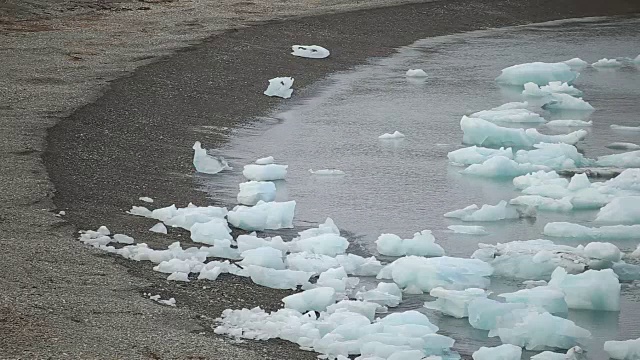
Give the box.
[203,16,640,359]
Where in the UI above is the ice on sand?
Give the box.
[242,164,288,181]
[470,105,545,123]
[309,169,346,175]
[447,225,487,235]
[495,62,578,86]
[607,142,640,150]
[228,200,295,231]
[376,230,445,257]
[139,196,154,203]
[264,77,294,98]
[317,267,359,294]
[237,234,289,255]
[447,146,513,165]
[604,338,640,360]
[542,93,594,111]
[379,131,405,139]
[563,57,589,69]
[531,346,584,360]
[283,287,337,313]
[167,271,190,282]
[406,69,428,77]
[460,116,587,148]
[149,222,168,234]
[544,222,640,240]
[592,58,622,68]
[548,267,620,311]
[424,287,488,318]
[472,344,522,360]
[462,156,548,178]
[128,203,228,231]
[498,286,568,314]
[237,181,276,206]
[248,266,313,289]
[291,45,330,59]
[444,200,520,221]
[192,141,232,174]
[546,119,592,127]
[611,124,640,131]
[113,234,134,244]
[597,150,640,168]
[190,218,232,244]
[255,156,275,165]
[356,282,403,307]
[595,196,640,224]
[239,247,285,270]
[377,256,493,293]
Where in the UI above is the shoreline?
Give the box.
[4,0,640,358]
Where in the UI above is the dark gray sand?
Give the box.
[2,0,639,358]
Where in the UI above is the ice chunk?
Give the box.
[149,222,168,234]
[568,173,591,191]
[325,300,381,321]
[471,107,546,123]
[462,156,549,178]
[167,271,190,282]
[237,234,288,255]
[548,267,620,311]
[153,258,203,274]
[635,55,640,64]
[583,242,621,262]
[285,252,339,275]
[445,200,520,221]
[242,164,288,181]
[376,230,444,257]
[461,116,588,148]
[514,143,594,170]
[291,45,330,59]
[546,119,592,127]
[148,294,176,307]
[198,263,224,281]
[317,267,359,294]
[563,57,589,69]
[192,141,232,174]
[139,196,154,203]
[377,256,493,293]
[531,346,584,360]
[255,156,275,165]
[297,217,341,239]
[544,222,640,240]
[513,170,566,190]
[592,58,622,68]
[290,233,349,257]
[378,131,405,139]
[472,344,522,360]
[283,287,337,313]
[201,239,241,260]
[604,338,640,359]
[467,298,527,330]
[448,146,513,165]
[336,254,383,276]
[543,93,594,111]
[129,203,228,231]
[523,81,583,97]
[406,69,427,77]
[595,196,640,224]
[447,225,487,235]
[424,287,488,318]
[611,124,640,131]
[113,234,135,244]
[597,150,640,168]
[498,286,568,314]
[190,218,232,244]
[237,181,276,206]
[309,169,346,175]
[247,265,313,290]
[607,142,640,150]
[496,62,578,86]
[612,262,640,281]
[631,244,640,258]
[356,282,403,307]
[227,200,295,231]
[510,195,573,212]
[240,247,285,270]
[264,77,294,98]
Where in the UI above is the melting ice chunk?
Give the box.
[447,225,487,235]
[467,298,527,330]
[243,164,288,181]
[461,156,548,178]
[356,282,403,307]
[291,45,330,59]
[444,200,520,221]
[546,119,592,127]
[606,142,640,150]
[149,222,167,234]
[542,93,594,111]
[139,196,154,203]
[424,287,488,318]
[192,141,232,174]
[237,181,276,206]
[471,106,545,123]
[240,246,285,270]
[406,69,428,77]
[378,131,405,139]
[563,57,589,69]
[495,62,578,86]
[282,287,337,313]
[592,58,622,68]
[523,81,583,97]
[255,156,275,165]
[448,146,513,166]
[498,286,568,314]
[544,222,640,240]
[309,169,346,175]
[595,196,640,224]
[472,344,522,360]
[531,346,584,360]
[247,265,313,290]
[611,124,640,131]
[604,338,640,360]
[597,150,640,168]
[376,230,445,257]
[227,200,296,231]
[264,77,294,98]
[548,267,620,311]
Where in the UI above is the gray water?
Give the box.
[203,16,640,359]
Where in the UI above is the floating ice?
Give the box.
[522,81,583,97]
[424,287,488,318]
[462,156,549,178]
[255,156,275,165]
[167,271,190,282]
[139,196,154,203]
[531,346,584,360]
[242,164,288,181]
[447,146,513,165]
[544,222,640,240]
[377,256,493,293]
[237,181,276,206]
[467,298,527,330]
[190,218,232,244]
[546,119,592,127]
[498,286,568,314]
[460,116,587,148]
[542,93,594,111]
[513,170,566,190]
[282,287,337,313]
[309,169,346,175]
[376,230,444,257]
[548,267,620,311]
[611,124,640,131]
[563,57,589,69]
[583,242,622,262]
[447,225,487,235]
[595,196,640,224]
[514,143,595,170]
[406,69,428,77]
[192,141,232,174]
[612,262,640,281]
[264,77,294,98]
[510,195,573,212]
[607,142,640,150]
[149,222,168,234]
[592,58,622,68]
[495,62,578,86]
[604,338,640,359]
[239,247,285,270]
[291,45,330,59]
[378,131,405,139]
[472,344,522,360]
[247,265,313,290]
[471,106,545,123]
[227,200,295,231]
[597,150,640,168]
[356,282,403,307]
[444,200,520,221]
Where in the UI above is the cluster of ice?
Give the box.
[472,344,522,360]
[544,222,640,240]
[376,230,444,257]
[611,124,640,132]
[444,201,520,222]
[470,102,545,123]
[495,62,578,86]
[498,286,568,314]
[548,267,620,311]
[597,150,640,168]
[237,181,276,206]
[243,163,288,181]
[406,69,427,77]
[227,200,296,231]
[377,256,493,293]
[522,81,583,97]
[604,338,640,359]
[424,287,488,318]
[531,346,584,360]
[447,225,487,235]
[542,93,594,111]
[460,116,587,148]
[356,282,403,307]
[291,45,330,59]
[192,141,232,174]
[546,119,592,127]
[309,169,346,175]
[592,58,622,68]
[128,203,228,231]
[379,131,405,139]
[264,77,294,98]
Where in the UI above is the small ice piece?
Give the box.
[378,131,405,139]
[544,222,640,240]
[498,286,568,314]
[546,119,592,127]
[198,264,224,281]
[240,247,285,270]
[467,298,527,330]
[531,346,584,360]
[309,169,346,175]
[583,242,622,262]
[447,225,487,235]
[611,124,640,131]
[472,344,522,360]
[282,287,337,313]
[149,222,168,234]
[543,93,594,111]
[317,267,358,294]
[375,230,445,257]
[192,141,232,174]
[113,234,135,244]
[190,218,232,244]
[493,101,529,110]
[470,106,546,123]
[597,150,640,168]
[612,262,640,281]
[563,57,589,69]
[167,271,190,282]
[291,45,330,59]
[227,200,296,231]
[444,200,520,221]
[607,142,640,150]
[247,265,313,290]
[509,195,573,212]
[604,338,640,359]
[148,294,176,306]
[523,280,548,288]
[406,69,427,77]
[462,156,549,178]
[139,196,154,203]
[255,156,275,165]
[495,62,578,86]
[264,77,294,98]
[592,58,622,68]
[242,164,288,181]
[595,196,640,224]
[355,282,403,307]
[237,181,276,206]
[447,146,513,165]
[548,267,620,311]
[425,287,488,318]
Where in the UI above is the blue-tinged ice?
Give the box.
[498,286,568,314]
[604,338,640,359]
[472,344,522,360]
[542,93,594,111]
[192,141,232,174]
[530,346,584,360]
[462,156,549,178]
[548,267,620,311]
[597,150,640,168]
[495,62,578,86]
[445,200,520,221]
[447,146,513,165]
[467,298,527,330]
[242,163,288,181]
[376,230,445,257]
[227,200,295,231]
[544,222,640,240]
[237,181,276,205]
[424,287,488,318]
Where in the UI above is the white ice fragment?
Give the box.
[190,218,232,244]
[462,156,549,178]
[606,142,640,150]
[376,230,444,257]
[592,58,622,68]
[282,287,337,313]
[167,271,190,282]
[447,225,487,235]
[498,286,568,314]
[531,346,584,360]
[447,146,513,165]
[543,93,594,111]
[227,200,295,231]
[514,143,594,170]
[544,222,640,240]
[309,169,346,175]
[445,200,520,221]
[242,164,288,181]
[237,234,289,255]
[336,254,383,276]
[264,77,294,98]
[513,170,564,190]
[611,124,640,131]
[467,298,527,330]
[522,82,582,97]
[325,300,381,321]
[290,233,349,257]
[563,57,588,69]
[425,287,488,318]
[291,45,330,59]
[509,195,573,212]
[546,119,592,127]
[597,150,640,168]
[471,106,545,123]
[548,267,620,311]
[495,62,578,86]
[584,242,622,262]
[378,131,405,139]
[240,247,285,270]
[192,141,232,174]
[406,69,427,77]
[237,181,276,206]
[286,252,339,275]
[149,222,168,234]
[317,267,358,294]
[356,282,403,307]
[113,234,135,244]
[595,196,640,224]
[472,344,522,360]
[247,265,313,290]
[139,196,154,203]
[604,338,640,359]
[97,226,110,236]
[255,156,275,165]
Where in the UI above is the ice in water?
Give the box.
[447,225,487,235]
[356,282,403,307]
[472,344,522,360]
[606,142,640,150]
[498,286,568,314]
[406,69,428,77]
[291,45,330,59]
[522,81,583,97]
[192,141,232,174]
[542,93,594,111]
[495,62,578,86]
[611,124,640,131]
[592,58,622,68]
[237,181,276,206]
[597,150,640,168]
[309,169,346,175]
[470,104,545,123]
[563,57,589,69]
[376,230,445,257]
[444,200,520,221]
[531,346,584,360]
[604,338,640,359]
[264,77,294,98]
[447,146,513,165]
[378,131,405,139]
[544,222,640,240]
[243,163,288,181]
[462,156,548,178]
[424,287,488,318]
[595,196,640,224]
[548,267,620,311]
[467,298,527,330]
[546,119,592,127]
[255,156,275,165]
